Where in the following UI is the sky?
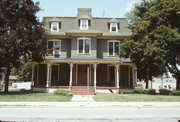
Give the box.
[33,0,140,20]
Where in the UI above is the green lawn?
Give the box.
[94,94,180,102]
[0,90,72,102]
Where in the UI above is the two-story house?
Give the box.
[31,8,137,94]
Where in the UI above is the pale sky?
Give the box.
[33,0,140,20]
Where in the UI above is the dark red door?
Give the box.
[77,65,89,85]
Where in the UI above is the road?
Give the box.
[0,107,180,122]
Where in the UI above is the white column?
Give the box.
[93,64,97,94]
[46,63,52,87]
[69,63,73,90]
[115,64,120,89]
[36,64,39,86]
[132,65,137,88]
[31,64,35,86]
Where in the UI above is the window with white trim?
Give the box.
[47,40,61,56]
[51,21,59,32]
[78,38,91,54]
[110,22,118,32]
[107,41,120,56]
[80,19,88,30]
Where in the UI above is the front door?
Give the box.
[77,65,89,85]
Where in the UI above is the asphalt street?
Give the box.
[0,107,180,122]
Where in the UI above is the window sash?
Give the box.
[80,19,88,29]
[108,41,120,56]
[78,38,90,54]
[47,41,61,55]
[110,22,118,32]
[51,21,59,32]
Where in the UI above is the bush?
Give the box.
[170,90,180,96]
[133,88,148,94]
[147,89,156,95]
[159,89,172,95]
[53,89,73,96]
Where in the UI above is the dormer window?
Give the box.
[50,21,59,32]
[80,18,88,30]
[110,22,118,32]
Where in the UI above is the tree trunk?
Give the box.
[145,69,150,89]
[4,67,11,93]
[176,73,180,90]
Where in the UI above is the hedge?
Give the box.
[53,89,73,96]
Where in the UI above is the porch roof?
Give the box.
[44,58,132,64]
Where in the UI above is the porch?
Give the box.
[31,60,137,94]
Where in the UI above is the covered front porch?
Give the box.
[31,59,137,94]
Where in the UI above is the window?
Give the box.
[51,21,59,32]
[47,40,61,56]
[78,38,91,54]
[110,22,118,32]
[80,19,88,30]
[107,41,120,56]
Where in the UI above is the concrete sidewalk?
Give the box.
[0,102,180,108]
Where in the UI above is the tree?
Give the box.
[0,0,46,93]
[120,0,180,89]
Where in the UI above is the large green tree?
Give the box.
[0,0,46,93]
[120,0,180,89]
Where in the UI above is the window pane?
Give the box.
[115,42,119,55]
[109,42,113,55]
[81,19,88,29]
[85,39,90,54]
[51,22,58,31]
[111,22,117,32]
[54,41,60,50]
[79,39,83,53]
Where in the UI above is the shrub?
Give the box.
[53,89,73,96]
[159,89,172,95]
[170,90,180,96]
[133,88,148,94]
[147,89,156,95]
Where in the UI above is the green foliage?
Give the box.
[147,89,156,95]
[53,89,73,96]
[133,88,148,94]
[11,61,32,78]
[170,90,180,96]
[159,89,172,95]
[120,0,180,89]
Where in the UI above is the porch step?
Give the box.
[72,86,95,95]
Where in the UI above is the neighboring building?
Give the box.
[136,77,176,91]
[31,8,136,94]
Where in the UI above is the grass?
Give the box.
[94,94,180,102]
[0,90,72,102]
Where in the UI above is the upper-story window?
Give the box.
[110,22,118,32]
[107,40,120,56]
[47,40,61,56]
[50,21,59,32]
[80,19,88,30]
[78,38,91,54]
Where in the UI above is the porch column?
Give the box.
[36,64,39,85]
[93,64,97,94]
[46,63,52,87]
[69,63,73,90]
[132,65,137,87]
[115,64,120,89]
[31,64,35,86]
